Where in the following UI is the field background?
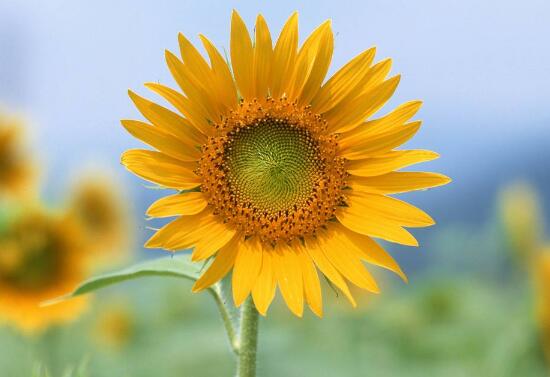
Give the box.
[1,0,549,376]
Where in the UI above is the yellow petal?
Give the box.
[146,192,208,218]
[318,228,380,293]
[272,243,304,317]
[192,235,242,292]
[230,10,254,99]
[288,20,332,103]
[164,50,221,123]
[251,251,276,316]
[232,237,262,307]
[345,150,439,175]
[334,222,407,282]
[340,121,422,160]
[144,83,212,138]
[121,119,200,162]
[271,12,298,99]
[144,209,207,249]
[128,90,206,145]
[326,75,401,133]
[199,35,238,109]
[192,225,238,261]
[296,247,323,317]
[339,100,422,150]
[296,23,334,105]
[311,47,376,114]
[252,14,273,99]
[304,236,357,307]
[346,191,434,228]
[121,149,200,190]
[350,172,452,194]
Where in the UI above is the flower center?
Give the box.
[199,98,347,244]
[225,119,322,215]
[0,216,63,291]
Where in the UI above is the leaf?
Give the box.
[44,254,207,306]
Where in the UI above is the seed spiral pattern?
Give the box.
[198,98,347,244]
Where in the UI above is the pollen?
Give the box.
[198,98,347,244]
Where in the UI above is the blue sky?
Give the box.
[1,0,549,226]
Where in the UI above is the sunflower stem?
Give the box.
[209,284,240,355]
[236,297,259,377]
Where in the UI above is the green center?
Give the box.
[224,118,322,215]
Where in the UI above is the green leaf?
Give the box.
[44,254,206,305]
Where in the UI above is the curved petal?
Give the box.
[335,192,420,246]
[121,149,200,190]
[192,224,238,261]
[318,228,380,293]
[230,10,254,99]
[164,50,221,123]
[146,192,208,218]
[252,14,273,99]
[333,222,407,282]
[311,47,376,114]
[339,100,422,150]
[340,121,421,160]
[345,150,439,176]
[121,119,200,162]
[192,235,242,292]
[144,209,208,249]
[144,83,212,138]
[295,246,323,317]
[345,191,434,227]
[251,250,276,316]
[326,75,401,133]
[288,20,333,104]
[303,236,357,307]
[271,12,298,99]
[272,243,304,317]
[199,35,238,108]
[350,172,452,194]
[128,90,206,145]
[232,237,262,307]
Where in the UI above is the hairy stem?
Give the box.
[209,285,239,355]
[236,297,259,377]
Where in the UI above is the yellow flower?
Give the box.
[535,249,550,363]
[121,11,450,317]
[93,300,134,350]
[499,182,542,261]
[67,175,131,266]
[0,208,88,333]
[0,112,35,197]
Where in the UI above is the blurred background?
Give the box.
[0,0,549,376]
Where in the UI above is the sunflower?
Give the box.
[0,112,35,197]
[67,175,131,266]
[535,250,550,364]
[0,208,88,333]
[121,11,450,317]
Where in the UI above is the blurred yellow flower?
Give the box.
[0,112,35,198]
[499,182,543,262]
[122,11,450,316]
[535,249,550,364]
[0,208,88,334]
[66,175,131,267]
[93,301,135,350]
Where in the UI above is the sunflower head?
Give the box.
[0,112,35,198]
[499,182,543,263]
[535,249,550,362]
[66,175,131,266]
[0,207,88,333]
[122,11,450,317]
[93,300,135,350]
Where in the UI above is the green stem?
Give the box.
[209,286,239,355]
[236,297,259,377]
